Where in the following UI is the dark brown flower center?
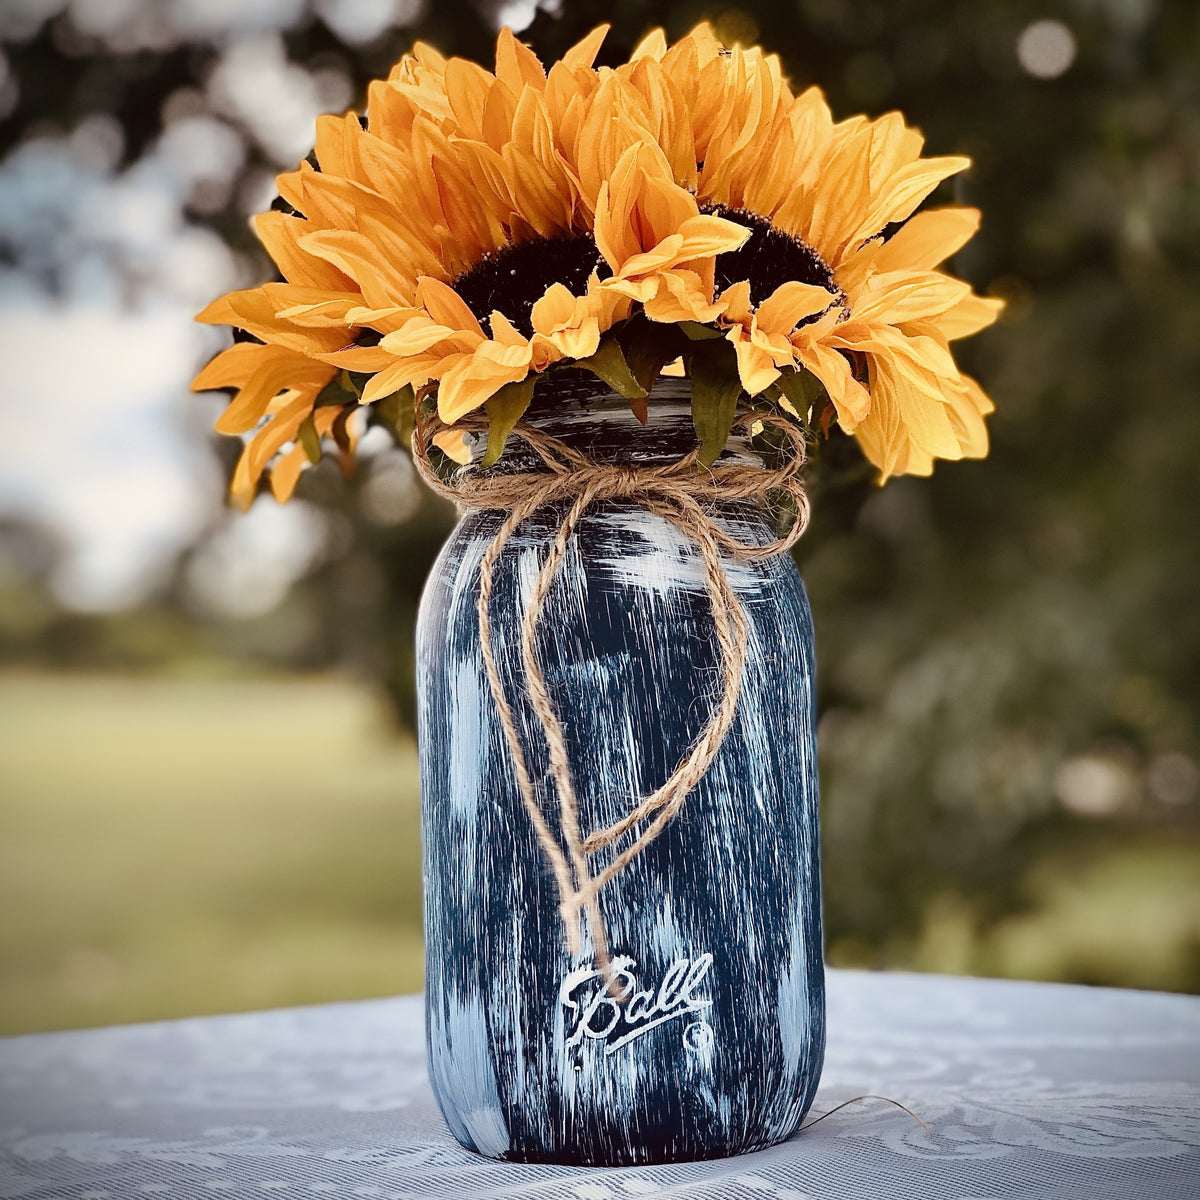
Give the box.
[705,204,842,311]
[452,235,610,338]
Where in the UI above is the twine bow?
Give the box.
[413,408,810,970]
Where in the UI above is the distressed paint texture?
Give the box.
[416,392,824,1166]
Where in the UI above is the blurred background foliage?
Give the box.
[0,0,1198,1034]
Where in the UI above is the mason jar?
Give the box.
[416,374,824,1166]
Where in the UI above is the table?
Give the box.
[1,970,1197,1199]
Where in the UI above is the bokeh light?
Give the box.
[1017,18,1077,80]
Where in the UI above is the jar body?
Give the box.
[416,401,824,1166]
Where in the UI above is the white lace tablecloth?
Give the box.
[1,969,1197,1199]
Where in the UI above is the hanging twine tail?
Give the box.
[412,408,810,976]
[802,1095,934,1138]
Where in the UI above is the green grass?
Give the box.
[0,672,425,1035]
[841,834,1200,993]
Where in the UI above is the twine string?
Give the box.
[801,1094,934,1138]
[412,409,809,962]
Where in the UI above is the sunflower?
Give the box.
[197,26,752,496]
[194,23,1000,502]
[595,22,1004,478]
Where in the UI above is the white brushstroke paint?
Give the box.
[591,509,767,597]
[448,659,485,821]
[428,993,511,1158]
[777,907,813,1076]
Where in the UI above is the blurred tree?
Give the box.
[1,0,1196,989]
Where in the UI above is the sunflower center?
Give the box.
[452,236,610,339]
[705,204,842,310]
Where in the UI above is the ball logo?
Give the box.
[559,953,714,1056]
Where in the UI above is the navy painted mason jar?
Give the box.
[416,376,824,1166]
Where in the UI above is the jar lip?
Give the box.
[521,369,691,420]
[453,373,763,477]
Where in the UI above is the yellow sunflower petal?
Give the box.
[253,212,355,291]
[443,57,493,139]
[495,27,547,95]
[192,342,277,391]
[200,288,346,356]
[362,352,456,403]
[432,427,474,464]
[269,443,310,503]
[754,281,838,333]
[322,345,397,372]
[437,341,533,422]
[852,361,905,477]
[602,274,660,304]
[892,440,936,477]
[792,341,870,430]
[643,270,725,323]
[718,280,753,324]
[944,372,993,458]
[237,392,313,501]
[215,356,334,436]
[675,212,751,259]
[924,293,1005,340]
[300,227,424,308]
[728,327,781,395]
[536,318,600,361]
[272,290,367,327]
[529,282,580,331]
[616,235,686,278]
[625,56,697,189]
[875,206,982,273]
[631,28,668,62]
[416,277,486,338]
[481,77,519,152]
[854,155,972,245]
[850,272,973,326]
[488,311,528,347]
[379,316,480,356]
[837,325,959,382]
[880,356,961,462]
[639,169,699,243]
[344,304,421,332]
[561,24,609,71]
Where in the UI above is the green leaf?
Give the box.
[625,321,689,398]
[297,415,322,465]
[314,378,350,408]
[331,408,354,457]
[371,384,416,447]
[574,334,647,400]
[481,375,536,467]
[392,385,417,448]
[690,340,743,468]
[775,367,831,428]
[314,369,366,409]
[677,321,725,341]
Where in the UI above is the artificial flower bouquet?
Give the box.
[195,22,999,507]
[193,22,999,1168]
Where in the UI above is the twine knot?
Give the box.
[413,409,810,971]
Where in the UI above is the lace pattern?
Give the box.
[2,969,1197,1198]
